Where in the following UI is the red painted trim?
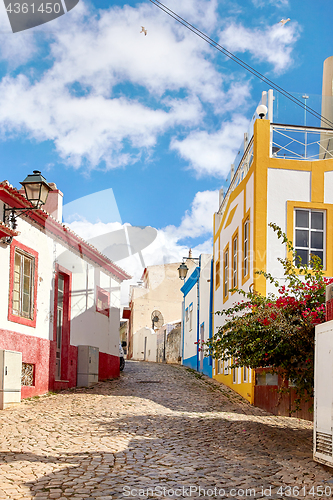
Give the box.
[0,328,50,397]
[0,182,131,281]
[0,328,79,396]
[0,222,18,239]
[99,352,120,380]
[8,239,38,328]
[96,285,110,317]
[0,327,119,396]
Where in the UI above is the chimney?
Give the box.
[320,56,333,159]
[43,183,63,223]
[321,55,333,128]
[219,187,224,207]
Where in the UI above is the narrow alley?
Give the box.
[0,362,332,500]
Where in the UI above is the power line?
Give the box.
[148,0,333,129]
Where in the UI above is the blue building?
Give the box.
[180,253,213,376]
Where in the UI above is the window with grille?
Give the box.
[232,236,238,288]
[295,209,325,266]
[215,260,220,289]
[233,366,237,384]
[243,220,249,278]
[189,303,193,331]
[12,250,34,319]
[223,249,229,298]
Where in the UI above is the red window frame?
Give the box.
[8,239,38,328]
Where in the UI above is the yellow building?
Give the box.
[212,94,333,411]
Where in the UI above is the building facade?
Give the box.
[0,179,130,399]
[181,254,213,377]
[156,321,181,364]
[131,327,157,362]
[127,263,183,359]
[212,110,333,415]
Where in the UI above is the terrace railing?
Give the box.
[217,136,254,218]
[270,124,333,161]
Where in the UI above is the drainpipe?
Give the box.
[208,257,213,372]
[181,293,185,364]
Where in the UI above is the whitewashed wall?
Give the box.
[0,216,122,357]
[132,327,157,361]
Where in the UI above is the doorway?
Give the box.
[54,269,71,382]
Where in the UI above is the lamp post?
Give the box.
[3,170,51,233]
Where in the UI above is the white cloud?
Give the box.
[0,0,299,174]
[163,0,219,32]
[171,116,249,177]
[0,75,203,168]
[252,0,289,7]
[0,0,38,67]
[65,220,123,239]
[169,189,219,238]
[0,1,234,169]
[219,21,299,73]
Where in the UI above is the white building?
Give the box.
[181,254,213,376]
[0,176,130,399]
[131,327,157,362]
[128,263,184,359]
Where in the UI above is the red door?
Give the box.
[54,271,70,381]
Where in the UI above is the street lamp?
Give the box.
[178,262,189,281]
[3,170,52,231]
[178,255,200,281]
[20,170,51,208]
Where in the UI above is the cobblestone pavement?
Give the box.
[0,361,333,500]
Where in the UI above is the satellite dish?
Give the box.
[151,310,164,329]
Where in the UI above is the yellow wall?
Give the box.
[212,118,333,402]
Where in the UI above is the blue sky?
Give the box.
[0,0,331,294]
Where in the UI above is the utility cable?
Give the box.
[148,0,333,129]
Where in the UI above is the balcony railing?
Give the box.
[217,136,254,217]
[270,124,333,161]
[217,123,333,221]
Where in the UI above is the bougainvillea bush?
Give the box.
[204,223,333,402]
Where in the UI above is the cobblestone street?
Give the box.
[0,361,332,500]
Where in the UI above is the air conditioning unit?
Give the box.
[314,321,333,466]
[0,350,22,410]
[77,346,99,387]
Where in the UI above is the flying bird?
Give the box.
[140,26,147,36]
[279,18,290,26]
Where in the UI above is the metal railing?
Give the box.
[217,123,333,221]
[217,136,254,217]
[270,124,333,161]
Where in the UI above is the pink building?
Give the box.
[0,178,130,399]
